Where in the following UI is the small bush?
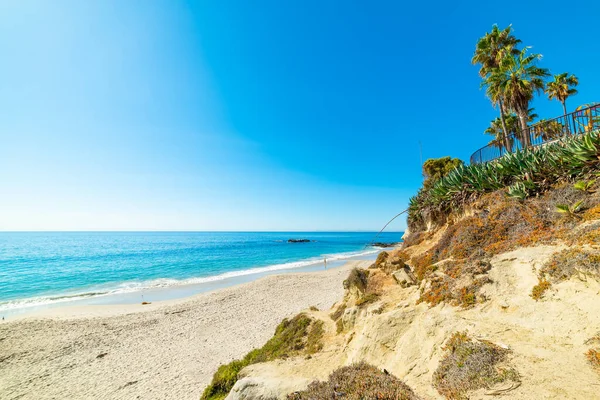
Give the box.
[286,362,421,400]
[201,314,323,400]
[308,306,319,311]
[343,268,369,294]
[433,332,519,399]
[410,252,435,281]
[531,279,551,301]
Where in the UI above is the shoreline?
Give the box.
[1,249,385,320]
[0,259,371,400]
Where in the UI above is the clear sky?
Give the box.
[1,1,599,231]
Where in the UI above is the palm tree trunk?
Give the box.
[518,111,531,148]
[499,100,511,153]
[562,101,567,116]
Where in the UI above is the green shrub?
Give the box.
[286,362,421,400]
[433,332,519,399]
[201,314,324,400]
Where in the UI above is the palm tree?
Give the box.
[546,73,579,116]
[473,25,521,150]
[484,109,536,151]
[485,48,550,148]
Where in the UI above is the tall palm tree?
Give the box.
[546,73,579,116]
[472,25,521,150]
[485,48,550,148]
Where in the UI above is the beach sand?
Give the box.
[0,260,370,400]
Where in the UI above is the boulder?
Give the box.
[392,266,417,288]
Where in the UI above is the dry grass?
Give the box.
[287,362,421,400]
[433,332,519,400]
[531,279,552,301]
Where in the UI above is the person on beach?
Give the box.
[324,258,327,268]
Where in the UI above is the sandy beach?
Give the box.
[0,260,369,400]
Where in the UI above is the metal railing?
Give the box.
[470,103,600,164]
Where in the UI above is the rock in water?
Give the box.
[288,239,311,243]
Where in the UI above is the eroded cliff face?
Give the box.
[226,221,600,399]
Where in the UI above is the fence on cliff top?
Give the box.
[470,103,600,165]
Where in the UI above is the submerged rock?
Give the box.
[371,242,399,248]
[287,239,311,243]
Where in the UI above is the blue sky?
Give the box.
[1,1,599,231]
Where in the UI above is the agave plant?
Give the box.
[573,179,596,193]
[407,130,600,227]
[556,201,584,218]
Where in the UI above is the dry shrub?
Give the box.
[583,204,600,221]
[375,251,389,267]
[433,332,519,400]
[541,247,600,281]
[531,278,552,301]
[572,222,600,247]
[418,276,451,307]
[411,252,436,281]
[586,334,600,373]
[587,349,600,371]
[395,250,411,262]
[417,259,492,308]
[287,362,421,400]
[343,268,369,293]
[410,188,590,268]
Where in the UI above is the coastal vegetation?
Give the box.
[201,313,324,400]
[433,332,519,399]
[198,24,599,400]
[408,130,600,233]
[287,362,421,400]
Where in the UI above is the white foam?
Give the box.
[0,248,380,313]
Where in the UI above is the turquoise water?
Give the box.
[0,232,401,313]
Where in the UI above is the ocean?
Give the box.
[0,231,401,315]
